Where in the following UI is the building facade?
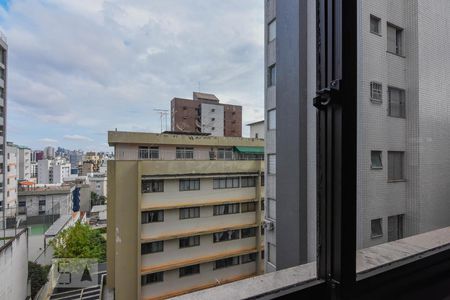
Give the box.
[17,145,31,180]
[37,159,71,184]
[247,121,265,139]
[5,143,17,216]
[0,33,7,226]
[107,131,264,300]
[265,0,450,272]
[171,92,242,137]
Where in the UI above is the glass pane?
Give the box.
[357,0,450,278]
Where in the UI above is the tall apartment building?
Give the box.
[0,33,7,224]
[107,131,264,300]
[37,158,71,184]
[265,0,450,271]
[32,150,44,162]
[44,146,55,159]
[17,145,31,180]
[5,143,17,216]
[171,92,242,137]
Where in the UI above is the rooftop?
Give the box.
[247,120,264,126]
[108,131,264,147]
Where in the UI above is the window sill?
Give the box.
[371,234,383,239]
[370,31,382,37]
[370,98,382,104]
[387,115,406,119]
[387,179,406,183]
[386,51,406,58]
[370,166,383,170]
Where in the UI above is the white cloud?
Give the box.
[39,138,58,145]
[63,134,94,142]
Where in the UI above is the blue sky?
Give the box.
[0,0,264,152]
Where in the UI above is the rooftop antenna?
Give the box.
[154,109,169,133]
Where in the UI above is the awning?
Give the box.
[233,146,264,154]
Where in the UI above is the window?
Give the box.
[241,227,257,238]
[388,87,406,118]
[268,64,276,87]
[138,146,159,159]
[18,201,26,215]
[388,151,404,181]
[38,200,46,213]
[141,272,163,285]
[213,177,240,189]
[241,253,257,264]
[268,154,276,174]
[261,174,265,187]
[388,214,404,242]
[268,19,276,42]
[370,82,382,102]
[213,203,240,215]
[261,198,265,211]
[142,180,164,193]
[214,256,240,269]
[179,236,200,248]
[211,118,215,121]
[217,148,233,160]
[213,230,240,243]
[179,264,200,277]
[241,176,256,187]
[179,179,200,191]
[371,151,382,169]
[142,210,164,224]
[267,198,276,220]
[370,15,381,35]
[268,109,276,130]
[387,23,403,55]
[241,201,256,213]
[141,241,164,254]
[179,207,200,219]
[371,218,383,238]
[176,147,194,159]
[268,243,276,265]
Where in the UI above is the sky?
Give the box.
[0,0,264,152]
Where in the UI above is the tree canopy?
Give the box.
[50,222,106,262]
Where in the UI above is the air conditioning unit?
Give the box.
[263,220,275,231]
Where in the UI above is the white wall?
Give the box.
[0,230,28,300]
[201,103,224,136]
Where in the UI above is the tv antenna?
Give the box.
[154,109,169,133]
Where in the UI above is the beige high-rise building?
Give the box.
[107,131,264,300]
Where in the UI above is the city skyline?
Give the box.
[0,0,264,152]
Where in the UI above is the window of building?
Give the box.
[214,256,240,269]
[141,272,163,285]
[179,264,200,277]
[388,87,406,118]
[142,180,164,193]
[370,15,381,35]
[241,253,257,264]
[213,177,240,189]
[268,64,276,87]
[388,214,404,242]
[142,210,164,224]
[18,201,26,215]
[179,236,200,248]
[179,207,200,219]
[176,147,194,159]
[241,201,256,213]
[268,19,276,42]
[213,203,240,215]
[179,179,200,191]
[217,148,233,160]
[268,154,276,175]
[261,198,265,211]
[267,198,276,220]
[141,241,164,254]
[213,230,240,243]
[261,225,265,236]
[241,227,257,238]
[388,151,405,181]
[370,82,382,102]
[241,176,256,187]
[261,174,265,186]
[268,243,276,265]
[371,151,383,169]
[138,146,159,159]
[268,109,276,130]
[387,23,403,55]
[371,218,383,238]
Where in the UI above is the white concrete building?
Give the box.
[44,146,55,159]
[247,121,265,139]
[38,158,71,184]
[88,173,107,197]
[17,145,31,180]
[5,143,17,216]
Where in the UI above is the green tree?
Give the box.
[50,222,106,262]
[28,262,50,299]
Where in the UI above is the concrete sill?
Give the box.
[387,179,407,183]
[386,51,406,58]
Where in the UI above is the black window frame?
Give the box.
[214,256,240,270]
[141,241,164,255]
[241,227,257,238]
[179,178,200,191]
[141,272,163,285]
[141,210,164,224]
[142,180,164,193]
[179,235,200,248]
[179,207,200,219]
[179,264,200,277]
[241,201,257,213]
[213,230,240,243]
[213,203,240,216]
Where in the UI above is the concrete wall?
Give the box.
[249,122,265,139]
[0,229,28,300]
[201,103,224,136]
[18,192,72,217]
